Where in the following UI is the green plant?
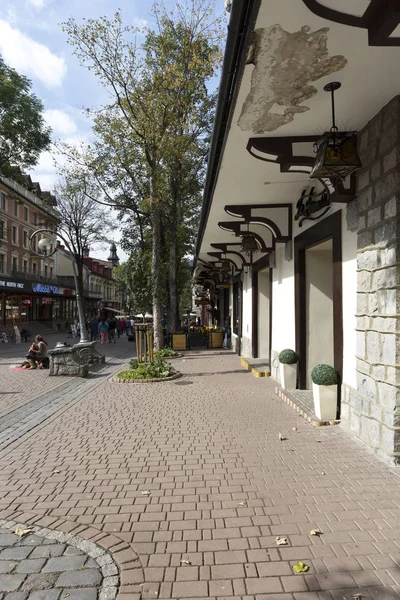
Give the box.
[311,364,338,386]
[155,348,178,358]
[118,358,172,380]
[278,349,298,365]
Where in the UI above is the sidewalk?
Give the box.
[0,350,399,599]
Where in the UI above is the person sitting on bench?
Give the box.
[25,335,48,369]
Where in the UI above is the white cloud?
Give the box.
[44,109,77,136]
[132,17,148,29]
[28,0,46,8]
[0,19,66,88]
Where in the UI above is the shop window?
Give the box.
[0,192,5,210]
[13,201,18,217]
[12,225,18,244]
[23,206,28,221]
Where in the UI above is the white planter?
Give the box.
[312,382,338,420]
[279,362,297,390]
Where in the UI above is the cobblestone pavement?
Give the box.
[0,350,400,600]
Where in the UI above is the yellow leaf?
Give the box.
[292,561,309,573]
[15,527,33,537]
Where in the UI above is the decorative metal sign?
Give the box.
[294,186,331,227]
[32,283,60,294]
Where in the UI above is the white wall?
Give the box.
[271,244,296,353]
[341,211,357,388]
[242,268,252,340]
[305,240,334,388]
[257,268,270,358]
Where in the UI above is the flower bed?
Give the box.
[113,357,182,383]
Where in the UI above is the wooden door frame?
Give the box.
[294,210,343,389]
[252,255,273,360]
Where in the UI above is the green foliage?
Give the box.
[0,55,51,173]
[113,252,152,316]
[278,349,298,365]
[119,358,172,380]
[155,348,177,358]
[311,364,338,386]
[129,358,139,369]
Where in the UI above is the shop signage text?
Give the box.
[294,187,331,227]
[32,283,60,294]
[0,280,25,289]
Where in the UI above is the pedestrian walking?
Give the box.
[98,319,109,344]
[108,317,117,343]
[89,317,98,342]
[116,319,122,338]
[120,318,126,336]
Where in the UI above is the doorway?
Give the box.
[257,267,270,359]
[295,211,343,391]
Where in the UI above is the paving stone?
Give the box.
[172,581,208,598]
[59,590,97,600]
[30,547,65,560]
[28,590,61,600]
[63,548,83,557]
[55,569,102,588]
[15,561,47,575]
[0,549,32,561]
[21,574,58,592]
[42,557,86,573]
[5,593,28,600]
[20,538,45,547]
[0,575,26,592]
[0,562,17,574]
[0,536,19,547]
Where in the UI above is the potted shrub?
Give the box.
[208,329,224,348]
[311,364,338,420]
[170,332,188,351]
[278,349,298,390]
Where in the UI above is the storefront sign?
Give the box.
[32,283,60,294]
[21,296,32,306]
[294,187,331,227]
[63,289,73,295]
[0,280,25,289]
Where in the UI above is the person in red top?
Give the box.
[120,318,126,335]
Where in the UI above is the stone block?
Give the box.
[382,96,400,132]
[381,424,400,454]
[370,316,397,333]
[55,569,102,588]
[383,148,398,173]
[378,381,399,410]
[383,409,397,427]
[371,159,382,181]
[356,371,377,399]
[384,195,399,218]
[380,244,398,266]
[346,199,359,232]
[385,366,400,386]
[357,249,379,270]
[42,556,86,573]
[373,266,398,289]
[340,399,350,421]
[0,575,26,592]
[356,169,370,191]
[367,206,382,227]
[379,125,398,154]
[357,187,373,211]
[371,364,385,381]
[357,270,371,292]
[357,229,373,249]
[381,332,396,364]
[350,411,361,434]
[356,293,367,314]
[356,331,366,359]
[59,590,97,600]
[374,220,398,245]
[378,289,397,315]
[367,293,378,315]
[29,591,61,600]
[375,171,400,203]
[369,402,382,422]
[363,416,381,448]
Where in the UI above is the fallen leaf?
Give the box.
[53,469,61,474]
[351,594,362,599]
[316,440,322,443]
[275,536,288,546]
[309,529,322,536]
[237,502,247,506]
[15,527,33,537]
[180,559,191,565]
[141,491,151,496]
[292,427,298,431]
[321,471,326,475]
[292,561,309,573]
[278,433,286,441]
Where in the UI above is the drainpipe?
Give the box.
[194,0,261,263]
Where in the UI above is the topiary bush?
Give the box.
[311,364,338,386]
[278,349,298,365]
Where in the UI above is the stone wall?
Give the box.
[240,335,253,358]
[341,96,400,465]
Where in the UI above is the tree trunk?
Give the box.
[168,227,178,333]
[150,166,163,350]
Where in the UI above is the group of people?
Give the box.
[23,335,49,369]
[87,316,135,344]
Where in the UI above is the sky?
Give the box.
[0,0,193,262]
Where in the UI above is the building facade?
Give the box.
[195,1,400,464]
[0,175,60,326]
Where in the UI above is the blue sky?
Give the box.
[0,0,201,259]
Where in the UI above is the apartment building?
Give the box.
[0,175,59,325]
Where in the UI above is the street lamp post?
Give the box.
[30,229,89,344]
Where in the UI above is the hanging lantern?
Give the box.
[240,231,259,254]
[221,260,231,273]
[310,82,362,182]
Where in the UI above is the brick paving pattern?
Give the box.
[0,527,103,599]
[0,350,399,599]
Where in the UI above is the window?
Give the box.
[23,231,28,248]
[0,221,4,240]
[12,225,17,244]
[31,236,36,251]
[12,257,18,271]
[13,201,18,217]
[23,206,28,221]
[32,263,37,275]
[23,260,28,273]
[44,265,48,279]
[0,192,5,210]
[50,267,53,279]
[33,213,38,225]
[0,254,4,272]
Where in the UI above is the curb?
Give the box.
[274,386,340,428]
[240,357,270,378]
[112,370,182,384]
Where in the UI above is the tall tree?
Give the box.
[62,0,222,348]
[54,174,114,300]
[0,56,51,177]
